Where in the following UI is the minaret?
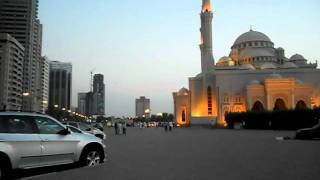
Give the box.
[200,0,215,73]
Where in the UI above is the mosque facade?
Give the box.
[173,0,320,127]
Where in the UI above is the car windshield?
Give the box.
[313,123,320,129]
[67,125,82,133]
[78,122,92,131]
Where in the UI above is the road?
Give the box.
[18,127,320,180]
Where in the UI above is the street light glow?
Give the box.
[22,92,30,96]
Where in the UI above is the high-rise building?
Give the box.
[93,74,105,115]
[49,61,72,110]
[40,56,49,113]
[135,96,150,118]
[78,93,87,115]
[0,0,43,112]
[85,92,94,116]
[0,33,24,111]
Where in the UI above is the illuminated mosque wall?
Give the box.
[173,0,320,127]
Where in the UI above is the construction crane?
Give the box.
[90,68,95,92]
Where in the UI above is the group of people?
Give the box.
[114,122,127,135]
[164,121,174,132]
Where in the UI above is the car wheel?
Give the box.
[0,159,10,180]
[80,149,102,167]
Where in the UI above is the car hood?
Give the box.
[72,131,103,143]
[297,128,312,132]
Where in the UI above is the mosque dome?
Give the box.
[218,56,231,63]
[268,73,282,79]
[282,62,298,69]
[249,80,261,85]
[239,48,274,59]
[290,54,306,61]
[217,56,235,66]
[178,88,189,95]
[261,63,277,70]
[239,64,256,70]
[233,30,272,46]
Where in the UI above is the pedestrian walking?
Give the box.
[114,122,118,135]
[118,123,123,135]
[164,122,168,131]
[123,122,127,135]
[169,121,173,131]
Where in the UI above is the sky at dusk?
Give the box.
[39,0,320,117]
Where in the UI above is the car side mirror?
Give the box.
[58,128,70,135]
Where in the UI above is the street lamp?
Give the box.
[54,105,59,108]
[22,92,30,97]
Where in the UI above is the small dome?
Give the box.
[233,30,272,46]
[277,47,284,51]
[261,63,277,70]
[249,80,260,85]
[290,54,306,61]
[282,62,298,69]
[178,88,189,95]
[239,64,256,70]
[268,73,282,79]
[217,56,235,66]
[218,56,231,63]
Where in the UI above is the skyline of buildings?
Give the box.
[48,60,72,110]
[135,96,151,118]
[77,74,106,116]
[0,0,319,117]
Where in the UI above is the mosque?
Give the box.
[173,0,320,127]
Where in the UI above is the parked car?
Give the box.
[64,121,106,140]
[92,122,104,131]
[0,112,106,180]
[295,123,320,140]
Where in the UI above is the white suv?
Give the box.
[0,112,106,180]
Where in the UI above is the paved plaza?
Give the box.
[19,127,320,180]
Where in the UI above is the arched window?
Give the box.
[274,98,287,111]
[182,110,186,122]
[295,100,307,110]
[207,86,212,115]
[252,101,264,112]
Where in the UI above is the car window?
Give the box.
[69,122,78,128]
[0,116,38,134]
[67,125,82,133]
[78,123,91,131]
[34,117,65,134]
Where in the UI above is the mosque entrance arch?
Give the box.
[251,101,264,112]
[295,100,307,110]
[182,110,186,122]
[273,98,287,111]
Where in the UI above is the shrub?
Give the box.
[225,108,320,130]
